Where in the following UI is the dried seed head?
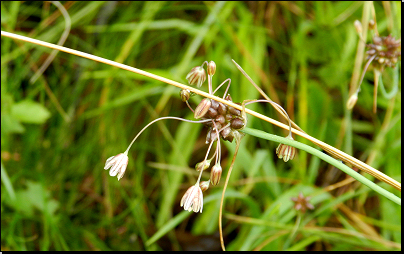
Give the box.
[210,164,222,186]
[276,136,297,162]
[199,180,210,192]
[291,192,314,213]
[186,66,206,87]
[180,89,191,102]
[366,35,401,70]
[207,61,216,76]
[194,98,212,119]
[180,184,203,213]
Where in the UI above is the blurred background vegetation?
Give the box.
[1,1,401,251]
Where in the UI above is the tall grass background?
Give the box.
[1,1,401,251]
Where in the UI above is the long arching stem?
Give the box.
[125,117,211,154]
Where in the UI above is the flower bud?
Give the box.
[196,159,211,171]
[180,89,191,102]
[194,98,212,119]
[354,20,362,35]
[368,19,375,30]
[186,66,206,87]
[346,92,358,110]
[210,164,222,186]
[199,180,210,192]
[207,61,216,76]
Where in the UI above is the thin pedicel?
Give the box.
[104,117,211,180]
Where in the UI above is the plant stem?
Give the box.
[1,30,400,191]
[241,127,401,206]
[219,134,243,251]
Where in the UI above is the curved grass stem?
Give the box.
[241,127,401,206]
[1,30,400,191]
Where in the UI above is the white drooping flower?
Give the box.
[180,183,203,213]
[104,152,129,180]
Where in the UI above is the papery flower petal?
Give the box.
[276,136,297,162]
[180,184,203,213]
[104,153,129,180]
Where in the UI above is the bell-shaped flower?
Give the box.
[186,66,206,87]
[276,135,297,162]
[104,152,129,180]
[180,183,203,213]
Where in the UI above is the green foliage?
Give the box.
[1,1,401,251]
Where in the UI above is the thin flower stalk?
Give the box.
[125,116,211,154]
[244,99,297,162]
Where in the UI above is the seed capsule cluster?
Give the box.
[366,35,401,69]
[194,94,246,144]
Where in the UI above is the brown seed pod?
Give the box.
[222,129,234,142]
[225,114,233,121]
[211,100,219,110]
[207,107,218,118]
[206,128,218,144]
[217,102,227,115]
[228,102,241,116]
[206,128,212,144]
[213,122,222,132]
[220,126,231,139]
[210,129,218,142]
[230,118,245,129]
[215,115,225,125]
[194,98,211,119]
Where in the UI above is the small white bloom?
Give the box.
[180,183,203,213]
[104,152,129,180]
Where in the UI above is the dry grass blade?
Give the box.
[1,30,400,191]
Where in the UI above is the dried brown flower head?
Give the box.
[291,192,314,213]
[366,35,401,70]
